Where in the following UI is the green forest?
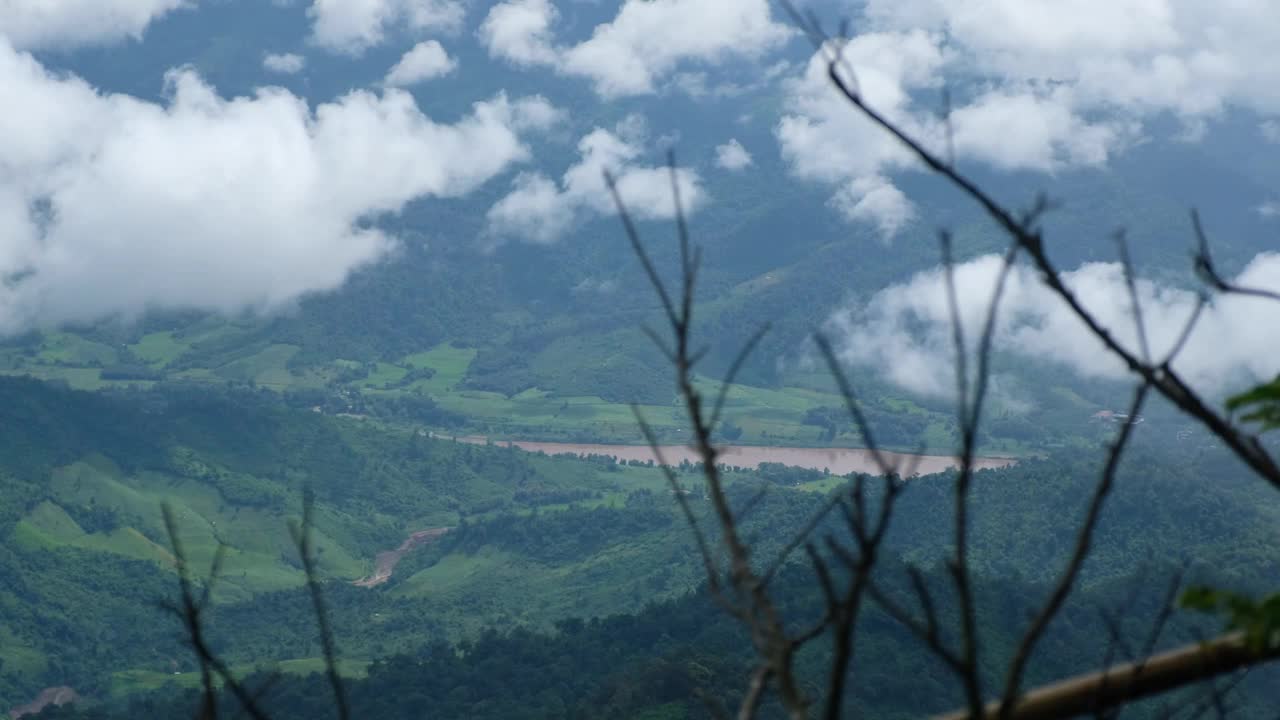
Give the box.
[0,377,1276,716]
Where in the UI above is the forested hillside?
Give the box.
[1,375,1277,715]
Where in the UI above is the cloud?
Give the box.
[263,52,306,75]
[776,1,1280,237]
[0,0,187,49]
[503,94,565,133]
[831,252,1280,399]
[714,139,752,171]
[477,0,559,67]
[486,122,704,244]
[308,0,463,55]
[949,88,1135,170]
[776,32,945,239]
[0,40,547,333]
[863,0,1280,117]
[480,0,791,97]
[384,40,456,86]
[827,176,914,239]
[485,173,576,244]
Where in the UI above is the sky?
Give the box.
[1,0,1278,394]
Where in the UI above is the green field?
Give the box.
[0,317,1077,455]
[130,332,190,367]
[10,457,366,599]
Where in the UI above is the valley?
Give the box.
[2,0,1280,717]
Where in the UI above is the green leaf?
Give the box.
[1226,376,1280,432]
[1179,585,1222,612]
[1180,586,1280,653]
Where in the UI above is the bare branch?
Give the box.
[940,231,970,416]
[1114,231,1152,365]
[289,489,350,720]
[789,23,1280,492]
[739,666,773,720]
[908,566,941,645]
[761,491,846,589]
[865,579,966,673]
[948,239,1020,718]
[632,405,738,618]
[934,632,1279,720]
[1160,296,1207,368]
[814,333,897,478]
[605,170,679,329]
[999,382,1152,717]
[1192,210,1280,304]
[709,324,772,434]
[162,504,272,720]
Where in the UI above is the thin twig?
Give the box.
[998,383,1152,717]
[289,490,351,720]
[162,504,272,720]
[1192,210,1280,304]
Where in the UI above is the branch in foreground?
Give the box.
[161,504,271,720]
[290,489,351,720]
[933,632,1280,720]
[787,11,1280,492]
[998,383,1152,715]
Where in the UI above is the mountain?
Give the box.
[3,0,1278,451]
[1,375,1278,713]
[4,1,1280,718]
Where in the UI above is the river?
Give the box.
[452,437,1015,476]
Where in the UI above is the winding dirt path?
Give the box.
[353,527,450,588]
[9,687,79,719]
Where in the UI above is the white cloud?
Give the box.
[0,0,187,49]
[828,176,914,239]
[831,252,1280,399]
[0,40,545,333]
[486,123,704,244]
[714,139,752,171]
[863,0,1280,117]
[486,172,576,244]
[776,1,1280,236]
[478,0,559,67]
[503,94,564,134]
[384,40,456,86]
[308,0,463,55]
[1259,201,1280,219]
[775,33,946,239]
[949,88,1135,170]
[263,52,306,75]
[480,0,791,97]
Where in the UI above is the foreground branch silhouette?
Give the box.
[161,489,349,720]
[605,6,1280,718]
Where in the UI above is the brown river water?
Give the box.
[453,437,1015,476]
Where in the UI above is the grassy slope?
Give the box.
[0,377,683,707]
[1,381,1276,710]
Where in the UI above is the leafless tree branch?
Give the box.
[1192,210,1280,304]
[288,489,350,720]
[998,383,1152,717]
[162,504,271,720]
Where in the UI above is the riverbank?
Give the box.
[450,436,1015,476]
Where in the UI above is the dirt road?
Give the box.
[353,527,450,588]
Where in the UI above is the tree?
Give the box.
[606,7,1280,718]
